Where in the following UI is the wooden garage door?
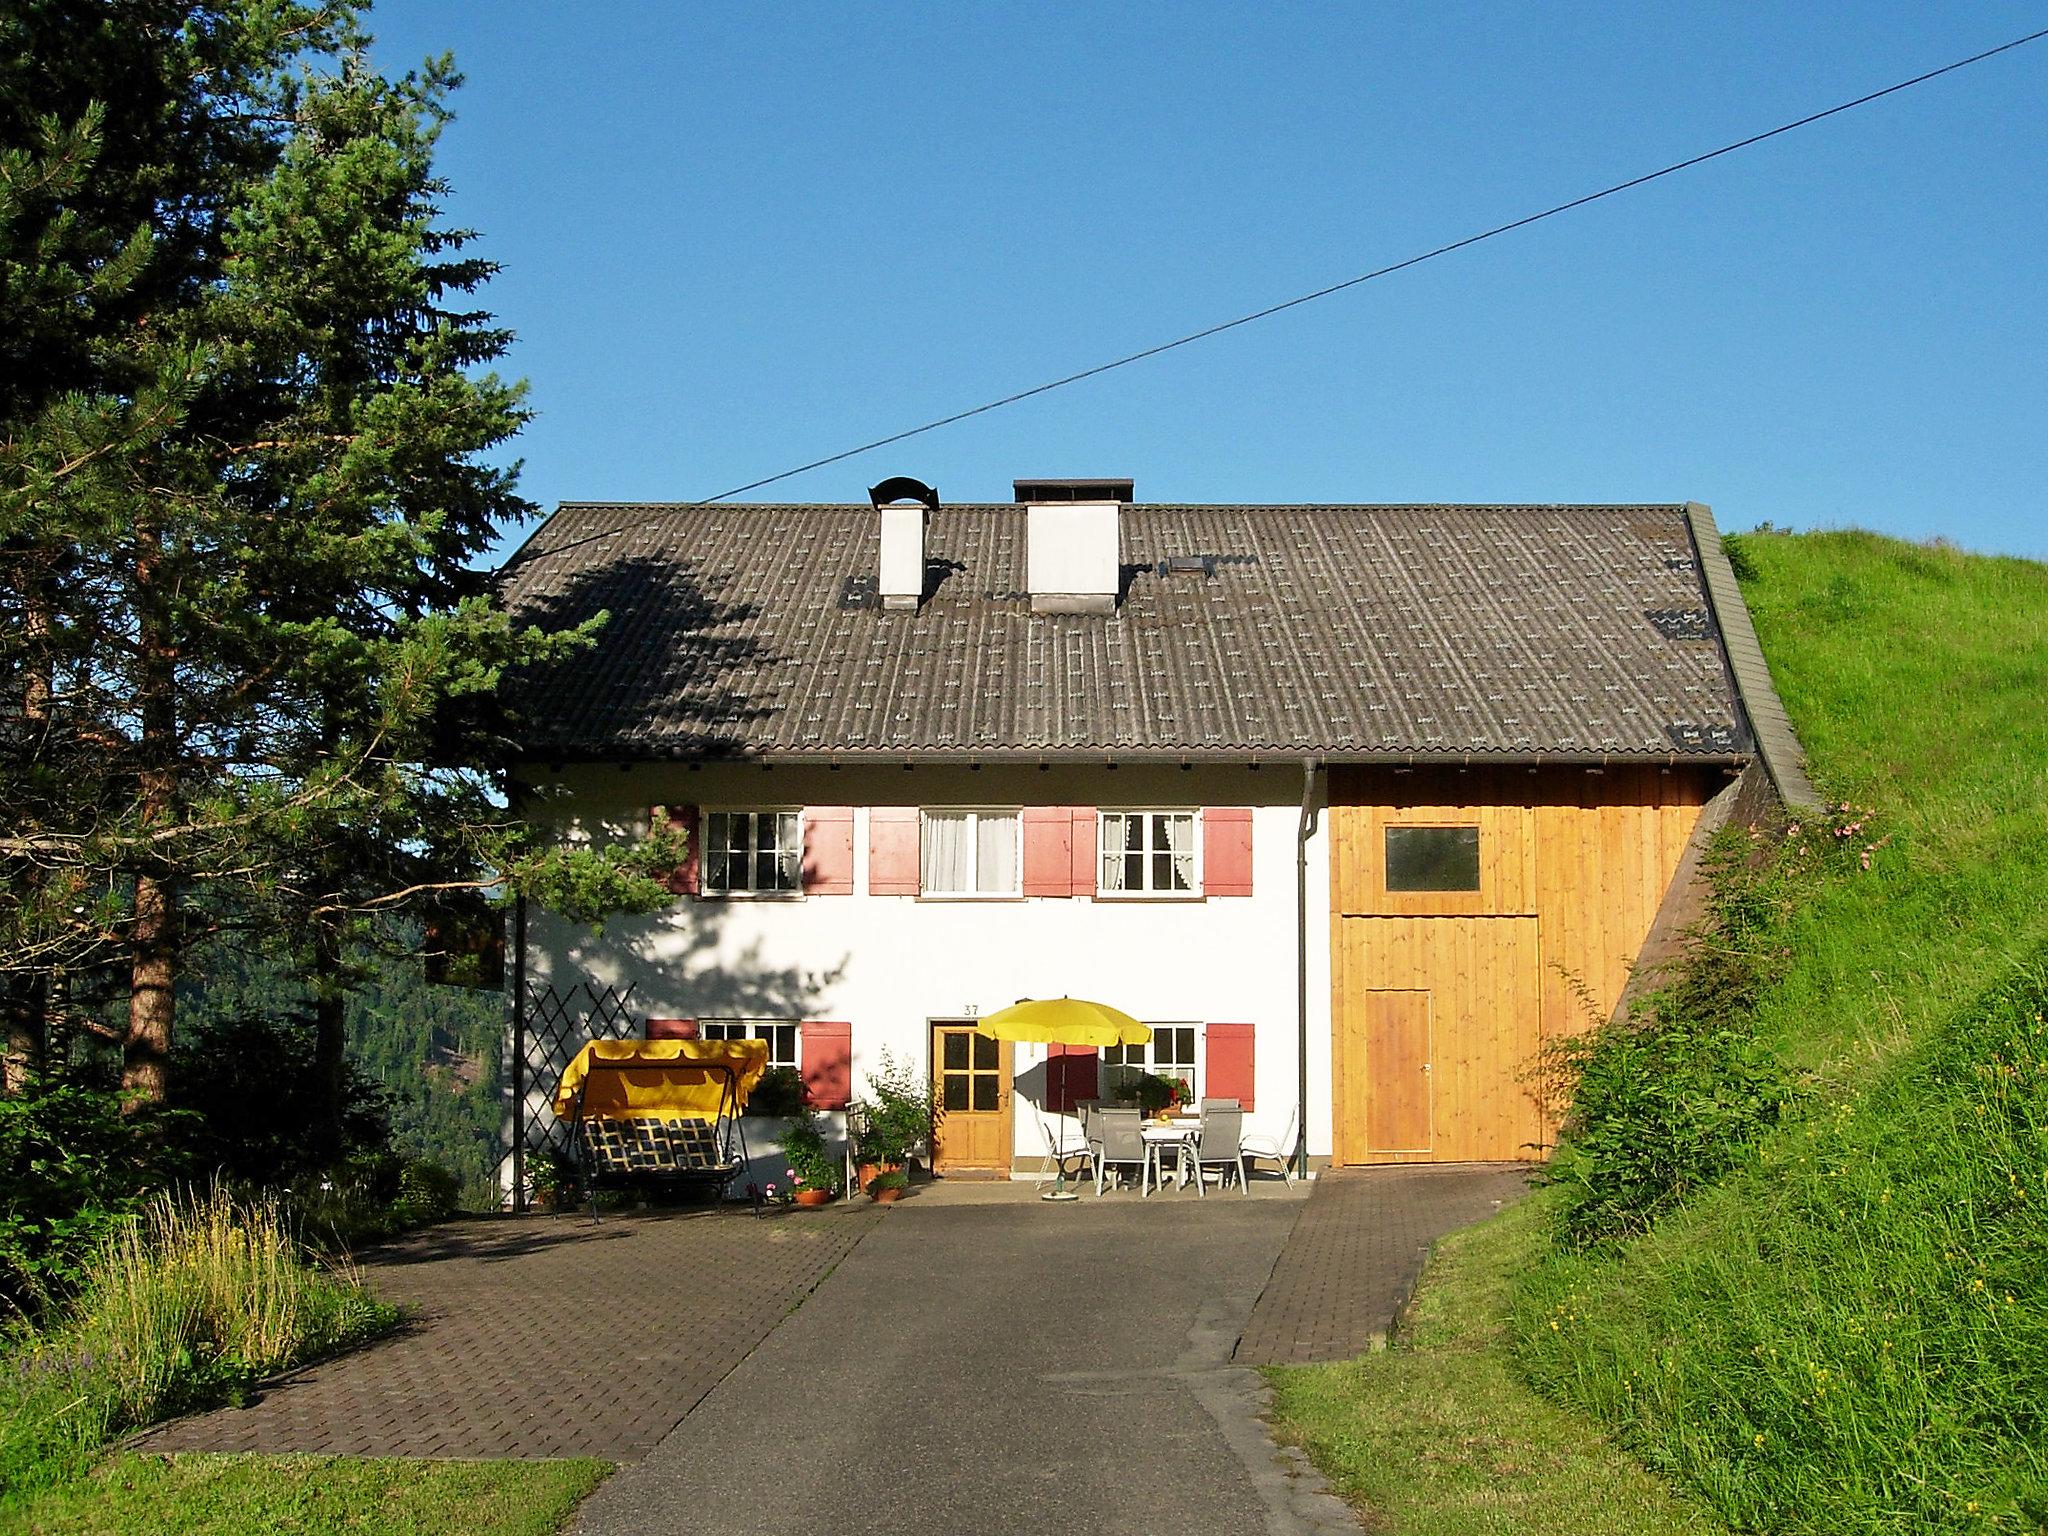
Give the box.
[1333,916,1542,1164]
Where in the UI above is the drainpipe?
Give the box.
[1296,757,1320,1179]
[510,893,529,1213]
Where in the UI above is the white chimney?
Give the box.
[877,503,926,610]
[1017,478,1130,615]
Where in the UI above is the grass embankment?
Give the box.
[1267,1199,1722,1536]
[1,1189,602,1535]
[1272,531,2048,1534]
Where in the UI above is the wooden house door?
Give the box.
[929,1022,1013,1175]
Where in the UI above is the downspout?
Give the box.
[510,893,529,1213]
[1296,757,1320,1179]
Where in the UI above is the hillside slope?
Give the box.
[1513,531,2048,1533]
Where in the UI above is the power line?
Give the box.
[510,24,2048,569]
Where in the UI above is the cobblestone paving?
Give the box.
[1234,1165,1530,1365]
[141,1204,879,1460]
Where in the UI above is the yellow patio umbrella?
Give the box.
[972,997,1152,1048]
[975,999,1150,1202]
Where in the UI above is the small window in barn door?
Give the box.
[1384,825,1481,892]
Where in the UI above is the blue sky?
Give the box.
[367,4,2048,560]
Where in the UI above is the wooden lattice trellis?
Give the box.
[499,979,638,1205]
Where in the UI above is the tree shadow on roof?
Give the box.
[505,554,782,757]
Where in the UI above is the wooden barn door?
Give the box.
[1333,916,1542,1163]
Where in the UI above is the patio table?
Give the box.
[1139,1120,1200,1195]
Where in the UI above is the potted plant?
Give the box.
[527,1147,579,1211]
[779,1110,842,1205]
[747,1064,804,1119]
[1136,1071,1182,1119]
[852,1049,935,1179]
[868,1168,910,1203]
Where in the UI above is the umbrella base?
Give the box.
[1040,1189,1080,1202]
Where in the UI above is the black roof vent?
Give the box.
[1013,477,1134,504]
[869,476,938,510]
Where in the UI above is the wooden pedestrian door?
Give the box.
[929,1022,1013,1174]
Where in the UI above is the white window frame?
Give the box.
[1103,1023,1201,1100]
[917,807,1023,899]
[698,1018,800,1071]
[1096,809,1203,898]
[701,808,805,898]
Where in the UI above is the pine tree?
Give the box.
[0,2,679,1105]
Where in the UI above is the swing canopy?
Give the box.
[551,1037,770,1121]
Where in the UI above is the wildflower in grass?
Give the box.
[1754,1432,1766,1448]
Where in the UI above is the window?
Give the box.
[699,1019,798,1071]
[1384,825,1481,892]
[1103,1025,1199,1100]
[703,810,801,895]
[1099,811,1198,895]
[919,809,1020,896]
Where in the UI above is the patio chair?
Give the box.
[1199,1098,1240,1114]
[1091,1108,1149,1196]
[1238,1106,1299,1185]
[1035,1111,1094,1194]
[1185,1107,1248,1196]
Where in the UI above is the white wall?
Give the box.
[516,763,1331,1172]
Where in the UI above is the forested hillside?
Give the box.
[181,946,503,1208]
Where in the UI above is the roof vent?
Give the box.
[1013,477,1134,504]
[1019,479,1123,615]
[870,477,937,611]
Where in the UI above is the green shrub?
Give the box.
[0,1083,190,1315]
[391,1159,460,1228]
[776,1112,841,1197]
[852,1050,934,1167]
[746,1065,804,1118]
[1542,809,1888,1248]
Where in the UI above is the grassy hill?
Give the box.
[1513,531,2048,1531]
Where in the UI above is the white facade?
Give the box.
[517,762,1331,1177]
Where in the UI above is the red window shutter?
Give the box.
[1204,1023,1255,1110]
[1046,1043,1099,1113]
[803,807,855,895]
[1204,807,1253,897]
[1067,806,1096,896]
[868,807,919,895]
[801,1021,853,1110]
[657,805,699,895]
[646,1017,698,1040]
[1022,807,1073,897]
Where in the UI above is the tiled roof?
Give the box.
[497,502,1751,763]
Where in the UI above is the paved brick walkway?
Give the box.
[1234,1164,1529,1365]
[141,1204,878,1460]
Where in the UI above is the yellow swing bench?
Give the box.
[551,1038,769,1210]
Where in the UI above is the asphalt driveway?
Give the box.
[573,1183,1341,1536]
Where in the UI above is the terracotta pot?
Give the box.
[794,1188,834,1207]
[872,1185,906,1204]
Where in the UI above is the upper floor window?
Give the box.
[704,809,802,895]
[920,809,1020,896]
[699,1018,799,1071]
[1384,825,1481,892]
[1099,811,1198,895]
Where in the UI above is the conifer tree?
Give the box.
[0,2,678,1105]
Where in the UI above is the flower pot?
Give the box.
[794,1188,834,1207]
[871,1185,905,1204]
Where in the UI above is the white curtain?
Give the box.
[1099,813,1129,892]
[977,812,1018,893]
[1165,813,1195,892]
[921,811,970,893]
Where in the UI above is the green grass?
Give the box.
[1509,531,2048,1533]
[0,1453,609,1535]
[1265,1197,1725,1536]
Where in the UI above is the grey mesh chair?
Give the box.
[1199,1098,1240,1114]
[1186,1107,1248,1196]
[1091,1108,1148,1195]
